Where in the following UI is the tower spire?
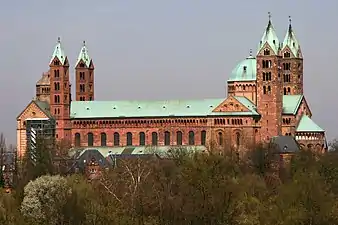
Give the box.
[76,40,91,67]
[282,16,301,58]
[50,37,66,65]
[257,12,280,55]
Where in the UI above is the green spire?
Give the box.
[76,41,91,67]
[49,37,66,65]
[282,16,301,57]
[257,12,280,55]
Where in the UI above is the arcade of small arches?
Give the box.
[72,118,209,128]
[228,83,256,92]
[282,118,292,125]
[37,87,50,94]
[214,118,245,126]
[74,130,207,147]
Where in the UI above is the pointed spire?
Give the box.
[50,37,66,65]
[257,12,280,55]
[76,40,91,67]
[282,16,301,57]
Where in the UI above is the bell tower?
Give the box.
[49,37,71,142]
[281,16,303,95]
[75,41,94,101]
[256,13,283,142]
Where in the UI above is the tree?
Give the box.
[20,175,70,225]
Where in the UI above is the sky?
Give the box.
[2,0,338,145]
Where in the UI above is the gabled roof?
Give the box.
[282,95,303,114]
[296,115,324,132]
[271,136,300,153]
[70,96,260,119]
[70,94,309,119]
[16,100,53,120]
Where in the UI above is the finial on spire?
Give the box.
[288,16,292,30]
[249,49,252,56]
[83,40,86,46]
[57,37,61,43]
[268,12,271,21]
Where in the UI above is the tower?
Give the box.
[49,37,71,142]
[75,41,94,101]
[256,13,283,142]
[281,16,303,95]
[36,71,51,103]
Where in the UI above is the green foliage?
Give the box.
[4,143,338,224]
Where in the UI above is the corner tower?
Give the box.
[75,41,94,101]
[281,16,303,95]
[256,13,283,142]
[49,37,72,142]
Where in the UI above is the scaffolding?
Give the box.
[25,118,56,165]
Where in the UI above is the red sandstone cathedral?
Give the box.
[16,16,326,159]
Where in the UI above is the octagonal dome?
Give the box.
[228,56,257,82]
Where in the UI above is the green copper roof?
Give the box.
[282,22,301,57]
[70,97,260,119]
[233,96,258,113]
[70,94,307,119]
[69,146,208,158]
[50,37,66,65]
[282,95,303,114]
[76,41,91,67]
[296,115,324,132]
[228,56,256,82]
[258,18,280,55]
[34,100,53,119]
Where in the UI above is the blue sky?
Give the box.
[2,0,338,144]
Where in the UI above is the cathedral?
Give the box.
[16,16,327,159]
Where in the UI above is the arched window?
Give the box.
[263,86,266,94]
[54,95,60,103]
[188,131,195,145]
[284,87,287,95]
[201,130,206,145]
[218,132,223,146]
[236,132,240,148]
[287,87,291,94]
[127,132,133,146]
[152,132,158,146]
[114,132,120,146]
[75,133,81,147]
[87,132,94,146]
[164,131,170,145]
[101,132,107,146]
[176,131,182,145]
[139,132,145,146]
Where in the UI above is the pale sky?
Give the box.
[2,0,338,145]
